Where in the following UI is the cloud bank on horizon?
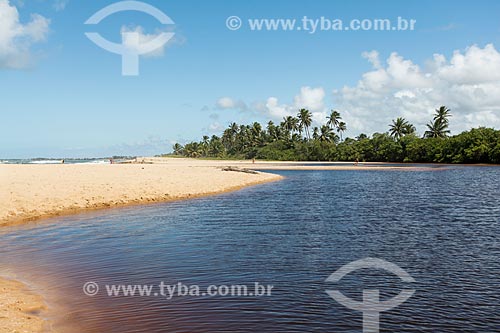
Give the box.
[216,43,500,137]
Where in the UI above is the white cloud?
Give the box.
[214,44,500,137]
[437,44,500,84]
[293,86,325,112]
[0,0,50,68]
[215,97,248,111]
[362,50,381,69]
[216,97,236,109]
[334,44,500,135]
[260,86,328,125]
[265,97,290,119]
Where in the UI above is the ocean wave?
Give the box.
[80,160,110,164]
[29,160,64,164]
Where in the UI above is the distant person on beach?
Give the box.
[252,158,255,164]
[61,159,65,164]
[110,158,114,164]
[354,158,359,166]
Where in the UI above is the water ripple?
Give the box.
[0,167,499,332]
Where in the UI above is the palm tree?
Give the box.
[434,106,452,125]
[250,122,263,146]
[282,116,299,137]
[184,142,202,157]
[291,133,302,142]
[266,121,278,142]
[297,108,312,139]
[312,126,319,140]
[389,117,409,140]
[319,125,335,142]
[424,119,450,138]
[356,133,368,141]
[237,124,250,151]
[222,122,240,153]
[172,143,184,155]
[229,122,239,136]
[326,110,341,130]
[337,122,347,141]
[424,106,452,138]
[201,135,210,156]
[292,117,299,132]
[209,135,224,157]
[404,123,416,136]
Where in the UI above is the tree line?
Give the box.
[171,106,500,164]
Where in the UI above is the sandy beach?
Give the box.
[0,159,284,227]
[0,277,47,333]
[139,157,446,171]
[0,158,441,228]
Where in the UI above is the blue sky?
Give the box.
[2,0,500,158]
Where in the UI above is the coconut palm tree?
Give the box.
[172,143,184,155]
[434,106,452,125]
[297,108,312,139]
[312,126,319,140]
[337,122,347,141]
[201,135,210,156]
[326,110,342,130]
[356,133,368,141]
[404,123,416,136]
[266,121,278,142]
[209,135,224,156]
[250,122,263,146]
[282,116,299,138]
[229,122,239,136]
[319,125,335,142]
[424,119,450,138]
[389,117,409,140]
[184,142,202,157]
[424,106,452,138]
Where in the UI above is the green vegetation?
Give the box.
[172,106,500,164]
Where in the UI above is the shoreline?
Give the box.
[133,157,454,171]
[2,157,478,228]
[0,276,47,333]
[3,157,496,228]
[0,159,283,332]
[1,175,283,228]
[0,162,283,228]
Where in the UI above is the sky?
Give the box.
[2,0,500,158]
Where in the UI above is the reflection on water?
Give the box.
[0,168,499,332]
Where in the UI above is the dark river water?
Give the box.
[0,168,499,332]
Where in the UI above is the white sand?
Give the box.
[0,277,47,333]
[0,160,282,227]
